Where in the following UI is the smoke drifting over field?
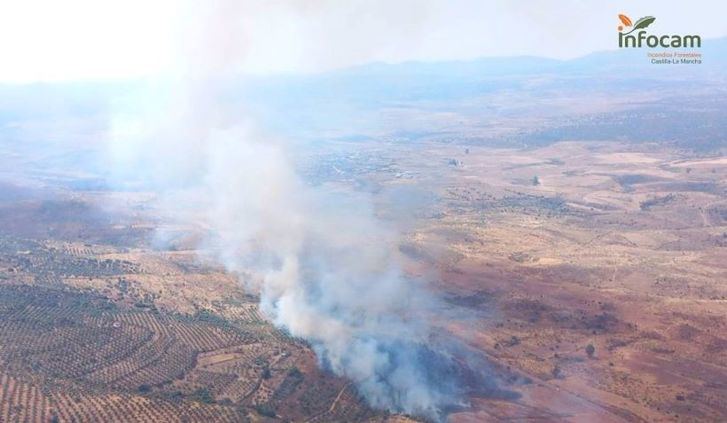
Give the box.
[110,80,478,421]
[107,2,491,420]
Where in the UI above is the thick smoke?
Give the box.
[205,128,463,417]
[107,2,489,420]
[109,81,473,419]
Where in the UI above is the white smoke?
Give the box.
[204,127,459,416]
[105,2,493,419]
[108,80,472,418]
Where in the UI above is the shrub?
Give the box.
[255,404,276,417]
[586,343,595,358]
[192,388,215,404]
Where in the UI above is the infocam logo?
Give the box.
[617,14,701,48]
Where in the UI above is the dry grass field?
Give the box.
[380,140,726,421]
[0,14,724,422]
[0,137,724,422]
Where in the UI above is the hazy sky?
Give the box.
[0,0,725,82]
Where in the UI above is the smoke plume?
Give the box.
[110,80,477,419]
[107,2,492,420]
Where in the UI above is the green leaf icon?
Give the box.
[632,16,656,30]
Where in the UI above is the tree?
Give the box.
[551,365,562,379]
[288,366,302,377]
[192,388,215,404]
[586,343,595,358]
[532,175,540,186]
[255,404,276,417]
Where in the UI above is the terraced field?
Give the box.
[0,269,394,422]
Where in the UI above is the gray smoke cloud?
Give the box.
[105,2,495,420]
[108,79,476,419]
